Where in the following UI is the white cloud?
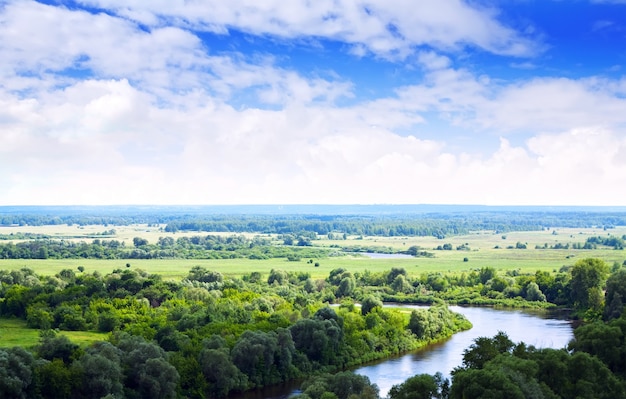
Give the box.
[389,66,626,135]
[1,1,626,206]
[76,0,541,58]
[0,0,209,94]
[3,71,625,206]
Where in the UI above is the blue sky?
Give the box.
[1,0,626,206]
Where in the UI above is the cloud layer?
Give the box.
[1,0,625,205]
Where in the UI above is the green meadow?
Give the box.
[1,224,625,280]
[0,318,108,348]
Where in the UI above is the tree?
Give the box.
[570,258,610,311]
[450,361,527,399]
[199,348,246,397]
[525,282,546,302]
[386,267,407,285]
[389,373,444,399]
[0,347,36,399]
[391,274,413,294]
[336,276,356,297]
[186,266,223,283]
[328,268,349,286]
[37,334,79,365]
[231,329,292,387]
[361,296,382,316]
[299,372,379,399]
[460,332,514,370]
[35,358,75,399]
[73,342,124,399]
[290,318,342,365]
[478,267,496,284]
[604,268,626,319]
[569,319,626,375]
[268,269,288,285]
[408,309,428,339]
[116,334,180,399]
[133,237,149,247]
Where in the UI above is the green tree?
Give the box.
[389,373,444,399]
[132,237,149,247]
[116,334,180,399]
[360,296,382,316]
[569,318,626,376]
[73,342,124,399]
[525,282,546,302]
[231,329,292,387]
[478,267,496,284]
[391,274,413,294]
[35,358,75,399]
[408,309,428,339]
[604,268,626,320]
[336,276,356,297]
[37,334,79,365]
[186,266,223,283]
[299,372,378,399]
[290,318,342,365]
[386,267,408,285]
[199,348,246,397]
[0,347,36,399]
[460,332,514,370]
[570,258,610,312]
[26,302,53,329]
[328,268,349,286]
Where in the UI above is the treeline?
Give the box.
[4,206,626,237]
[535,234,626,250]
[0,266,470,398]
[163,216,478,237]
[0,235,330,260]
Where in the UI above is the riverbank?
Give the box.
[228,305,573,399]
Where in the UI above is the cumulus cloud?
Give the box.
[1,1,625,205]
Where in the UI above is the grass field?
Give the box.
[0,318,108,348]
[1,225,625,280]
[1,224,624,349]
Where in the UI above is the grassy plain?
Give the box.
[1,224,626,280]
[0,318,108,348]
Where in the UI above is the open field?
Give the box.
[1,225,625,279]
[0,318,108,348]
[1,247,623,280]
[0,223,252,245]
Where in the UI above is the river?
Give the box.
[230,305,574,399]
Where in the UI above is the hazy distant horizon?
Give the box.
[3,204,626,216]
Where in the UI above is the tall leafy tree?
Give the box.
[0,347,36,399]
[570,258,610,312]
[604,268,626,320]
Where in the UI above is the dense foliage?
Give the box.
[0,265,470,398]
[0,259,624,398]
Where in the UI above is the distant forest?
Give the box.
[1,205,626,238]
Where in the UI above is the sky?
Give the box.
[1,0,626,206]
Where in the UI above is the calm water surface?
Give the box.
[356,305,573,397]
[230,305,574,399]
